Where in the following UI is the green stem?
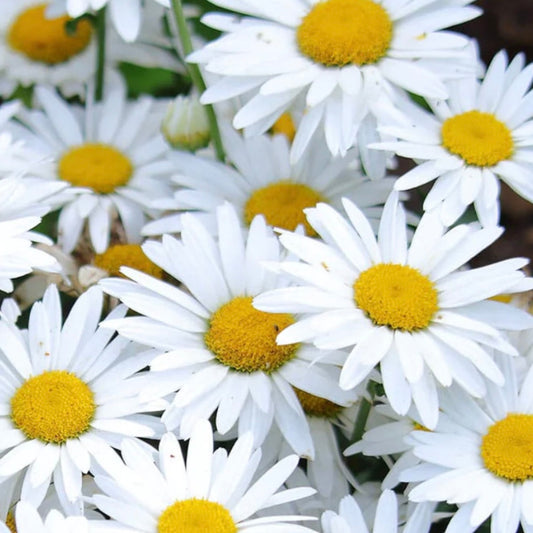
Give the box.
[351,381,376,443]
[351,397,371,443]
[95,7,107,102]
[170,0,225,162]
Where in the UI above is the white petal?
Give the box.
[232,455,298,521]
[109,0,141,42]
[186,419,213,498]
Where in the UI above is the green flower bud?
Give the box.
[162,95,211,151]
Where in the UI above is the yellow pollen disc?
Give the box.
[58,143,133,194]
[481,413,533,482]
[94,244,164,279]
[244,181,323,235]
[412,421,431,432]
[204,296,298,373]
[157,498,237,533]
[490,294,512,304]
[8,4,92,65]
[297,0,393,67]
[270,113,296,142]
[294,387,342,418]
[11,370,95,444]
[354,263,438,331]
[5,512,15,533]
[441,111,514,167]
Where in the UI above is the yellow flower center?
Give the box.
[244,181,323,235]
[270,113,296,142]
[5,512,15,533]
[58,143,133,194]
[441,111,514,167]
[11,370,95,444]
[481,413,533,482]
[94,244,164,279]
[490,294,512,304]
[8,4,92,65]
[157,499,237,533]
[294,387,343,418]
[204,296,299,373]
[297,0,393,67]
[354,263,438,331]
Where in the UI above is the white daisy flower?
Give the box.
[374,51,533,226]
[0,284,165,506]
[0,0,96,98]
[322,489,433,533]
[8,85,174,254]
[254,192,533,428]
[0,176,65,293]
[100,203,352,459]
[48,0,170,42]
[90,421,317,533]
[404,355,533,533]
[189,0,481,160]
[0,1,180,99]
[0,501,89,533]
[143,127,396,237]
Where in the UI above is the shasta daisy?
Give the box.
[254,192,533,428]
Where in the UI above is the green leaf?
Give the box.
[34,210,59,241]
[118,62,190,98]
[9,84,34,107]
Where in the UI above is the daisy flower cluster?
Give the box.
[1,0,533,532]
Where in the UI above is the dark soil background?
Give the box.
[409,0,533,268]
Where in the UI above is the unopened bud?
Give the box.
[162,95,210,151]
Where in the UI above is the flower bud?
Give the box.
[161,94,210,151]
